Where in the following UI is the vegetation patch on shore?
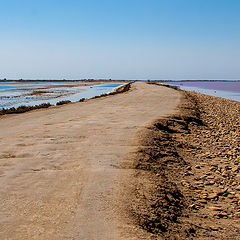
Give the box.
[91,82,131,99]
[0,103,52,115]
[130,89,240,239]
[56,100,72,105]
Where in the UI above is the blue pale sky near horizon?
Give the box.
[0,0,240,80]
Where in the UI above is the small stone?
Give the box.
[189,204,199,210]
[222,173,228,177]
[209,206,222,211]
[216,213,228,218]
[209,226,219,231]
[185,171,194,176]
[227,194,235,199]
[198,199,207,204]
[232,166,239,172]
[207,175,215,179]
[195,165,201,169]
[214,188,228,196]
[235,194,240,199]
[208,193,218,199]
[235,212,240,217]
[202,194,208,199]
[194,177,201,181]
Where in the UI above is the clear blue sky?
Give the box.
[0,0,240,80]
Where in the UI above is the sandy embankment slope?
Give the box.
[0,82,181,239]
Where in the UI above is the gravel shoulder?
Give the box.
[131,87,240,239]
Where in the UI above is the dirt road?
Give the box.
[0,82,181,239]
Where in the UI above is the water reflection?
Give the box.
[0,82,122,109]
[164,82,240,102]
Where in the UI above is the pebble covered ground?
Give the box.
[178,92,240,239]
[131,89,240,239]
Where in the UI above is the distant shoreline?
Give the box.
[0,79,239,83]
[148,80,240,83]
[0,79,132,83]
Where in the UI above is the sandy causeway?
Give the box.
[0,82,181,239]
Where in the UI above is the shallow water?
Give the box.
[164,81,240,102]
[0,82,122,109]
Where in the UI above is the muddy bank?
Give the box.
[131,90,240,239]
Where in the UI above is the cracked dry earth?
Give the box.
[0,82,181,240]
